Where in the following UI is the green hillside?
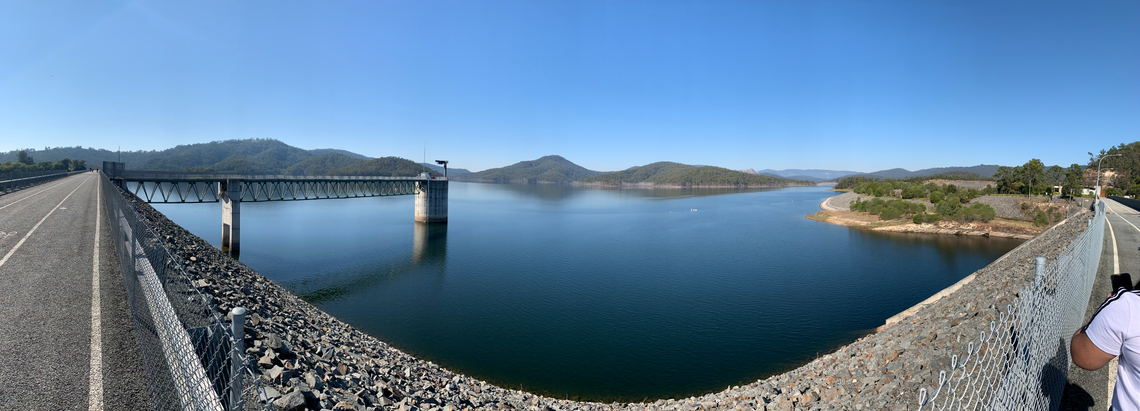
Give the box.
[0,139,434,176]
[461,155,600,183]
[581,162,813,187]
[329,157,441,177]
[0,139,377,175]
[284,152,369,175]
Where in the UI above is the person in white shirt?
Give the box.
[1072,288,1140,410]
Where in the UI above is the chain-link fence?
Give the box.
[100,171,271,411]
[916,202,1106,410]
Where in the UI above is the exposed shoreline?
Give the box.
[810,192,1039,240]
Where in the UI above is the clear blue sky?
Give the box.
[2,1,1138,173]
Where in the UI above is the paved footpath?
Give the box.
[0,172,148,410]
[1062,197,1140,411]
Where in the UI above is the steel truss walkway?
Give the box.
[104,166,449,255]
[116,172,423,203]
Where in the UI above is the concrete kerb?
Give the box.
[876,210,1084,332]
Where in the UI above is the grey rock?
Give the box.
[261,386,282,401]
[275,390,307,411]
[265,333,283,350]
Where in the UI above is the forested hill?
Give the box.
[458,155,600,183]
[580,162,814,187]
[0,139,437,176]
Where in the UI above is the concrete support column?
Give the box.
[220,179,241,254]
[414,179,448,223]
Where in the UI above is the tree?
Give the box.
[1023,159,1045,197]
[17,150,33,165]
[994,166,1019,194]
[937,195,961,216]
[901,186,925,199]
[1045,165,1065,195]
[61,158,72,170]
[1064,164,1084,198]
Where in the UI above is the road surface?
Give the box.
[0,172,148,410]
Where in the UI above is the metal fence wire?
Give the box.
[916,201,1106,411]
[99,171,271,411]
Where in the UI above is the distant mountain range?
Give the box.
[0,140,439,177]
[449,156,811,187]
[4,140,1003,185]
[456,155,600,183]
[587,162,813,187]
[846,165,1001,180]
[742,165,1002,182]
[745,169,861,182]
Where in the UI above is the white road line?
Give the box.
[0,176,89,269]
[89,183,103,411]
[1107,211,1119,273]
[1103,200,1129,406]
[0,177,75,211]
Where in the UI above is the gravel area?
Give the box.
[974,196,1085,220]
[129,191,1091,411]
[919,180,995,191]
[973,196,1028,220]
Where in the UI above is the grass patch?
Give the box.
[991,217,1038,230]
[806,211,831,221]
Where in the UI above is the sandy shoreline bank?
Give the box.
[810,192,1038,240]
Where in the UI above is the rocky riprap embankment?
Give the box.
[128,190,1091,411]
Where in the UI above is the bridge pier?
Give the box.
[414,178,448,223]
[220,179,241,255]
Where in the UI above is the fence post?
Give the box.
[230,307,246,411]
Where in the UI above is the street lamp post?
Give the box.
[1096,154,1122,200]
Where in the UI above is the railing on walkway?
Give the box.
[0,170,83,194]
[99,171,269,411]
[917,202,1106,410]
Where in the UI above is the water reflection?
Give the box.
[857,230,1023,277]
[287,223,448,303]
[413,222,448,266]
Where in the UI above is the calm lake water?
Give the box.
[154,183,1021,401]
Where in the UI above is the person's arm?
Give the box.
[1071,328,1116,370]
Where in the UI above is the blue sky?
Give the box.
[2,1,1137,173]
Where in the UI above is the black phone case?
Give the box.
[1111,273,1134,291]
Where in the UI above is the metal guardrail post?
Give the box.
[230,307,246,411]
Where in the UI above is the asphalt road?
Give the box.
[1061,197,1140,411]
[0,172,148,410]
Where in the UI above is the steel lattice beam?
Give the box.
[122,174,426,203]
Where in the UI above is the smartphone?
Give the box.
[1111,273,1134,291]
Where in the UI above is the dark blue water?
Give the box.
[153,183,1021,401]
